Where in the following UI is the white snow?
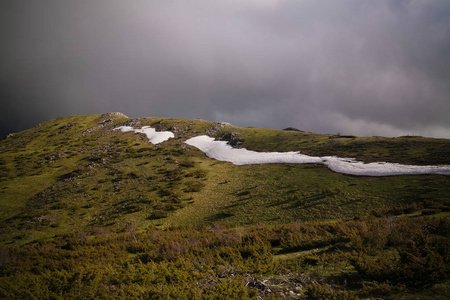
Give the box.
[114,126,174,144]
[185,136,323,165]
[321,156,450,176]
[185,135,450,176]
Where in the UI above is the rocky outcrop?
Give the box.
[80,112,129,137]
[101,112,128,119]
[206,122,231,136]
[123,118,143,128]
[219,132,243,147]
[205,122,243,147]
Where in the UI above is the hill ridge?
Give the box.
[0,113,449,245]
[110,120,450,176]
[1,113,449,298]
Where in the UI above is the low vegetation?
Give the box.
[0,214,448,299]
[0,113,449,298]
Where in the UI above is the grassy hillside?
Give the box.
[213,126,450,165]
[1,113,449,243]
[0,113,449,298]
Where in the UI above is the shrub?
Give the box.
[304,283,358,300]
[360,281,405,298]
[421,208,441,216]
[304,255,320,266]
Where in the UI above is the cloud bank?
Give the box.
[1,0,450,138]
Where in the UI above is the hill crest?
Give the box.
[0,113,449,246]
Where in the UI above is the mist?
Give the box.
[1,0,450,139]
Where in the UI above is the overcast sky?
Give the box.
[1,0,450,139]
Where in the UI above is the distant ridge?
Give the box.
[283,127,303,132]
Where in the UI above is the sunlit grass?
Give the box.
[1,114,449,246]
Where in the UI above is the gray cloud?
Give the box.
[1,0,450,139]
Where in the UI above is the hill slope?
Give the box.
[1,113,449,299]
[1,113,449,245]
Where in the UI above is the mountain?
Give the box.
[0,113,449,299]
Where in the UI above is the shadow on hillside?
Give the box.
[204,212,234,222]
[267,190,337,209]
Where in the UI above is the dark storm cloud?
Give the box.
[1,0,450,139]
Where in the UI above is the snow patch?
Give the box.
[185,136,322,165]
[114,126,174,144]
[185,135,450,176]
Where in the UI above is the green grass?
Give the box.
[214,125,450,164]
[0,114,449,298]
[0,114,220,244]
[0,113,449,246]
[164,161,450,227]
